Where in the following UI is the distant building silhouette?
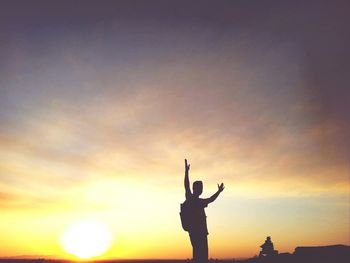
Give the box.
[180,159,224,263]
[294,244,350,262]
[247,243,350,263]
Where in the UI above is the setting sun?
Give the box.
[60,220,112,259]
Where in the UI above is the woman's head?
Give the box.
[193,181,203,196]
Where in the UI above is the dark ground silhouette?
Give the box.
[0,245,350,263]
[1,244,349,263]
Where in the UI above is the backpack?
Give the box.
[180,200,192,232]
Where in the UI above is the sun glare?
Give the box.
[60,220,112,259]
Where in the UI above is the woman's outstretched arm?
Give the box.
[184,159,192,198]
[206,183,224,204]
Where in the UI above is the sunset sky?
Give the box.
[0,0,349,260]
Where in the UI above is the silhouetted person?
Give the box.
[259,236,278,257]
[182,159,224,263]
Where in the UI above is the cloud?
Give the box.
[1,38,348,203]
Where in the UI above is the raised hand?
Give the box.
[217,183,225,192]
[184,159,191,195]
[185,159,190,172]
